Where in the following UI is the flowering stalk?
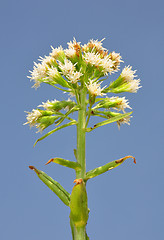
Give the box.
[73,87,88,239]
[25,38,141,240]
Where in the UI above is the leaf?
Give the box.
[34,120,77,146]
[85,156,136,181]
[86,112,132,132]
[29,166,70,206]
[46,158,81,170]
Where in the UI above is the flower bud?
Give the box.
[93,97,131,112]
[39,99,76,112]
[37,115,59,131]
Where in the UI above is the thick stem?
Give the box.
[74,226,86,240]
[72,87,87,240]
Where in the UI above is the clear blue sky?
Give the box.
[1,0,164,239]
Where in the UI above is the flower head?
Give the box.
[109,51,123,71]
[39,55,56,67]
[84,52,102,67]
[28,62,48,89]
[59,59,76,75]
[50,46,64,58]
[117,115,131,129]
[100,56,114,75]
[67,71,83,84]
[65,48,77,58]
[67,38,81,57]
[121,65,137,82]
[24,109,42,127]
[126,79,141,93]
[67,38,81,49]
[86,80,106,96]
[82,38,106,53]
[47,68,60,81]
[38,99,58,110]
[110,97,131,112]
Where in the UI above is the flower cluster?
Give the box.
[26,38,141,130]
[93,96,131,112]
[24,99,76,132]
[24,109,58,132]
[105,65,141,94]
[86,80,106,97]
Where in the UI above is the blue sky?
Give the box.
[1,0,164,239]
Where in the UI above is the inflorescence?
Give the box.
[25,38,141,132]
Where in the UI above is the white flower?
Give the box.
[109,51,123,71]
[50,46,63,58]
[89,38,106,51]
[110,96,131,112]
[24,109,42,127]
[28,62,48,89]
[86,80,106,96]
[100,56,114,75]
[67,38,81,49]
[117,116,131,129]
[38,99,58,110]
[83,38,106,52]
[127,79,141,93]
[47,67,60,81]
[84,52,115,75]
[67,71,83,84]
[110,51,123,62]
[59,59,76,75]
[39,56,55,66]
[65,48,77,58]
[121,65,137,82]
[84,52,102,67]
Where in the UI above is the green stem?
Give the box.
[76,87,86,179]
[73,86,87,240]
[74,226,86,240]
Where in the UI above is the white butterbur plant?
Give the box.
[25,38,141,240]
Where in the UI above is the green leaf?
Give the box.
[46,158,81,170]
[86,112,132,132]
[29,166,70,206]
[34,120,77,146]
[85,156,136,181]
